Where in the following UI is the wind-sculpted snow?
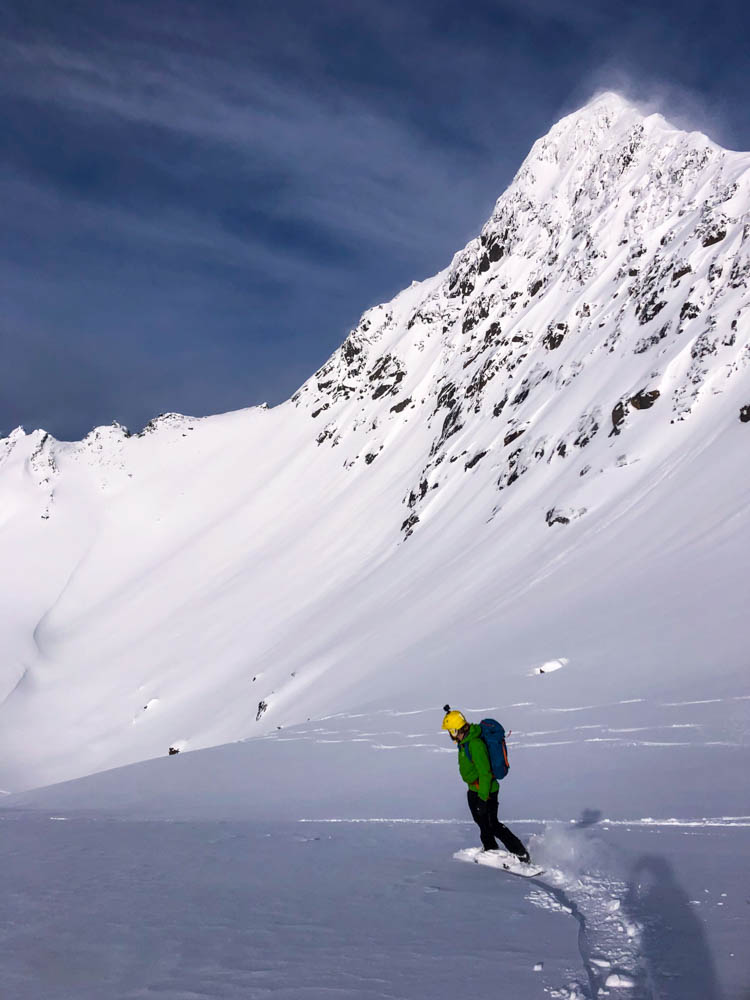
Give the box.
[0,92,748,791]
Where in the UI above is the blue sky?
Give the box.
[2,0,748,439]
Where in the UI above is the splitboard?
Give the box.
[454,846,545,878]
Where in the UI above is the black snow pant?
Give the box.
[467,789,527,856]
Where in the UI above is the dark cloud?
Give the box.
[1,0,749,439]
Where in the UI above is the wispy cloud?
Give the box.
[1,0,748,438]
[2,35,497,251]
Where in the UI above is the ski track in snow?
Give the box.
[301,816,750,828]
[527,858,646,998]
[455,832,650,999]
[292,814,749,999]
[265,690,750,755]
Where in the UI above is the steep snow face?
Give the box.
[1,93,749,790]
[296,91,749,537]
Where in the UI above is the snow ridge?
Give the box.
[294,91,749,539]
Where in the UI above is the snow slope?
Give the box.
[4,809,745,1000]
[0,811,624,1000]
[2,708,748,999]
[1,91,749,794]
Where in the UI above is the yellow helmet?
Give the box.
[442,709,467,732]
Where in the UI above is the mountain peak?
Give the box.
[581,90,638,114]
[533,92,655,163]
[543,91,720,161]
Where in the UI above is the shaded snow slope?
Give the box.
[1,92,749,789]
[0,814,593,1000]
[3,703,749,999]
[2,811,746,1000]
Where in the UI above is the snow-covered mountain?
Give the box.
[1,92,749,791]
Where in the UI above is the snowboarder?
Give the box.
[442,707,531,863]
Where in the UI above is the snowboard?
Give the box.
[454,846,544,878]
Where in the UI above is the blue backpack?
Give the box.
[464,718,510,781]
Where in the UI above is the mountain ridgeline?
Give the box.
[294,93,749,536]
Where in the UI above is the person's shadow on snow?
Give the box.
[574,808,602,828]
[624,855,723,1000]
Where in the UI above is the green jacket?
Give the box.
[457,724,499,801]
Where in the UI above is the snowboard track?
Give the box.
[529,875,654,1000]
[528,876,600,1000]
[456,843,653,999]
